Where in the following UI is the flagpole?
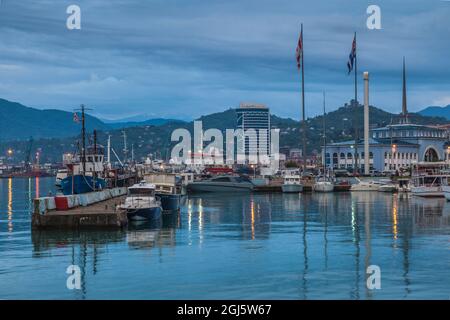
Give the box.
[353,31,359,175]
[301,23,306,172]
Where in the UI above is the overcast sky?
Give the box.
[0,0,449,120]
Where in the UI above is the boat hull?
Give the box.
[443,186,450,201]
[187,182,253,193]
[334,184,351,192]
[411,186,443,198]
[156,193,181,211]
[282,184,303,193]
[351,184,380,192]
[61,175,106,195]
[378,185,398,193]
[127,206,162,221]
[314,183,334,192]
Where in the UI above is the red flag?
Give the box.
[73,112,80,123]
[296,28,303,70]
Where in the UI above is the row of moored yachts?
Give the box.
[282,162,450,200]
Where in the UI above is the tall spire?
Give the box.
[401,56,409,124]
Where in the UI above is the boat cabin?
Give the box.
[128,182,156,197]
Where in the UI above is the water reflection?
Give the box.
[8,178,13,233]
[2,177,450,299]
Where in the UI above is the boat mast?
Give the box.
[81,104,86,174]
[322,91,327,176]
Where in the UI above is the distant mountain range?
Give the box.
[418,105,450,120]
[1,99,448,164]
[0,98,185,142]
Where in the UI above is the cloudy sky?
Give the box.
[0,0,449,120]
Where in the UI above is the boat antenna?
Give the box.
[74,104,92,174]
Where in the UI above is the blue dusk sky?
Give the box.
[0,0,449,120]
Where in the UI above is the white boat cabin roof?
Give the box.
[129,181,156,190]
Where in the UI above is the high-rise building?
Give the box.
[236,103,271,162]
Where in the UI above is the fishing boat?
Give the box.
[60,144,106,195]
[282,174,303,193]
[60,105,106,195]
[187,175,254,193]
[119,181,162,221]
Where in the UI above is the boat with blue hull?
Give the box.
[156,193,180,211]
[61,174,106,195]
[119,181,163,221]
[143,173,186,211]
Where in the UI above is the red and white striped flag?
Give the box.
[73,112,80,123]
[296,28,303,70]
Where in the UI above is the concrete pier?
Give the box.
[32,194,128,229]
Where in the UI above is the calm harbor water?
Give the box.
[0,177,449,300]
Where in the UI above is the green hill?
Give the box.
[1,100,448,164]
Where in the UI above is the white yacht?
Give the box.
[187,175,254,193]
[119,181,162,221]
[350,178,383,192]
[282,175,303,193]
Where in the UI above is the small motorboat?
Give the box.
[282,174,303,193]
[119,181,162,221]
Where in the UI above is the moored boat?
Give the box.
[350,178,382,191]
[333,179,351,192]
[378,184,398,193]
[187,175,254,193]
[410,162,449,198]
[282,175,303,193]
[314,176,334,193]
[119,181,162,221]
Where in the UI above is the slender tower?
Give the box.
[401,57,409,124]
[363,72,370,175]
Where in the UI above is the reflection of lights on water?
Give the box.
[35,177,40,198]
[187,199,192,245]
[392,197,398,241]
[198,198,203,245]
[8,178,13,232]
[351,200,356,241]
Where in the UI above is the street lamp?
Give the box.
[250,164,256,179]
[391,144,397,172]
[7,149,13,156]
